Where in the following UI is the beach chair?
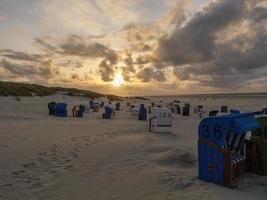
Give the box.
[149,107,172,133]
[54,103,68,117]
[77,105,85,118]
[221,106,228,113]
[183,106,190,116]
[174,105,181,114]
[131,107,139,116]
[92,103,100,112]
[148,106,151,114]
[138,104,147,121]
[89,100,94,109]
[198,113,261,187]
[247,116,267,175]
[209,110,218,117]
[48,102,56,115]
[102,106,112,119]
[115,102,120,111]
[262,108,267,115]
[130,105,135,111]
[198,105,204,113]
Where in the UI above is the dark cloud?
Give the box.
[124,53,135,73]
[71,73,80,80]
[157,0,246,65]
[35,34,119,62]
[35,34,120,83]
[135,54,155,65]
[0,49,44,62]
[155,0,267,89]
[61,60,83,68]
[129,42,153,52]
[98,58,115,82]
[136,67,166,82]
[0,59,57,79]
[35,36,58,53]
[251,6,267,23]
[123,23,158,43]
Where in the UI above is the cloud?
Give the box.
[40,0,141,35]
[0,49,44,62]
[35,34,119,61]
[159,0,190,29]
[123,53,135,73]
[0,59,57,79]
[60,60,83,68]
[123,23,159,43]
[251,6,267,23]
[98,58,115,82]
[157,0,246,65]
[136,67,166,82]
[155,0,267,90]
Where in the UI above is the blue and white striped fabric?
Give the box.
[231,154,246,165]
[225,131,247,165]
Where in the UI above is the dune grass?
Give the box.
[0,81,120,99]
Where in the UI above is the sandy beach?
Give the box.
[0,95,266,200]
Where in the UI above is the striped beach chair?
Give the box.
[198,113,261,187]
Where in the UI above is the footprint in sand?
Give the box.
[6,145,77,192]
[22,162,36,168]
[1,183,13,187]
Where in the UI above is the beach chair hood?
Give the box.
[199,113,261,147]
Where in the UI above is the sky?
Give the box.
[0,0,266,96]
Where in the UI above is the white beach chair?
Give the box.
[149,107,172,133]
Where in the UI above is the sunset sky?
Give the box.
[0,0,266,96]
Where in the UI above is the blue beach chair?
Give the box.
[198,113,261,187]
[54,103,68,117]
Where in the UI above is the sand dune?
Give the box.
[0,95,267,200]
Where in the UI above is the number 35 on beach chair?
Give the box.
[198,113,261,187]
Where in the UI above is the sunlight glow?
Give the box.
[112,73,124,87]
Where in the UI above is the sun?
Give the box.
[112,73,124,87]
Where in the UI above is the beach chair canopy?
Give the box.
[199,113,261,147]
